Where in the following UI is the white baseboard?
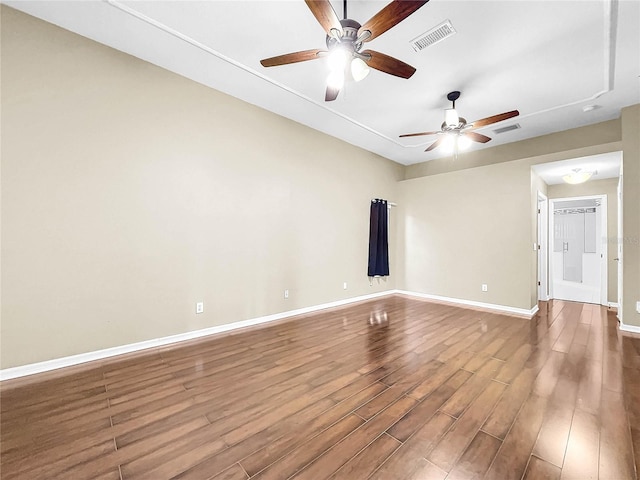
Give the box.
[608,302,619,309]
[395,290,539,318]
[0,290,394,381]
[0,289,544,381]
[620,322,640,334]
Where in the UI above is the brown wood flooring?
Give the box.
[1,295,639,479]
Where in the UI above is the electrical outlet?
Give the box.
[284,289,289,299]
[196,302,204,314]
[481,284,488,292]
[636,301,640,313]
[343,282,347,290]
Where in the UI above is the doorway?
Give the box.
[549,194,608,305]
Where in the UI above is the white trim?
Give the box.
[0,290,394,381]
[537,191,549,302]
[617,173,623,322]
[620,323,640,334]
[395,290,539,318]
[608,302,619,309]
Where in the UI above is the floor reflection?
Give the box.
[367,310,390,363]
[368,310,389,325]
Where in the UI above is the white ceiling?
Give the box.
[533,151,622,185]
[6,0,640,166]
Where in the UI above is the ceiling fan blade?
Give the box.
[465,131,492,143]
[425,137,444,152]
[358,1,429,42]
[399,130,441,138]
[260,49,326,67]
[362,50,416,79]
[468,110,519,129]
[305,0,343,37]
[325,84,340,102]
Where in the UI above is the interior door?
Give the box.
[561,211,584,283]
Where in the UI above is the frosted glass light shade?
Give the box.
[328,48,350,73]
[458,135,472,150]
[442,134,455,152]
[563,169,593,184]
[327,70,344,90]
[351,58,370,82]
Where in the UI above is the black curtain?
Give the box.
[368,199,389,277]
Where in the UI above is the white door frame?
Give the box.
[537,192,549,301]
[548,194,608,306]
[617,174,623,320]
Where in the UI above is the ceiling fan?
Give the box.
[260,0,429,101]
[399,91,520,153]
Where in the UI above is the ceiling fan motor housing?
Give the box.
[441,117,467,131]
[326,19,362,52]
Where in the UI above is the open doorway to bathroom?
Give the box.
[549,195,608,305]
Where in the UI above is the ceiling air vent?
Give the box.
[493,123,521,135]
[410,20,456,52]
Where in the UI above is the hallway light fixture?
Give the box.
[562,168,594,185]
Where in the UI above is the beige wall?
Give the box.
[547,178,619,304]
[0,8,402,368]
[621,104,640,327]
[397,159,533,310]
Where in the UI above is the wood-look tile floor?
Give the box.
[1,296,639,480]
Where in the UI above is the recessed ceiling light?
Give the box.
[582,104,600,112]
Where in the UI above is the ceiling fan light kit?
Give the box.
[350,57,370,82]
[326,38,369,89]
[440,133,471,154]
[260,0,428,101]
[456,134,472,150]
[327,47,351,73]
